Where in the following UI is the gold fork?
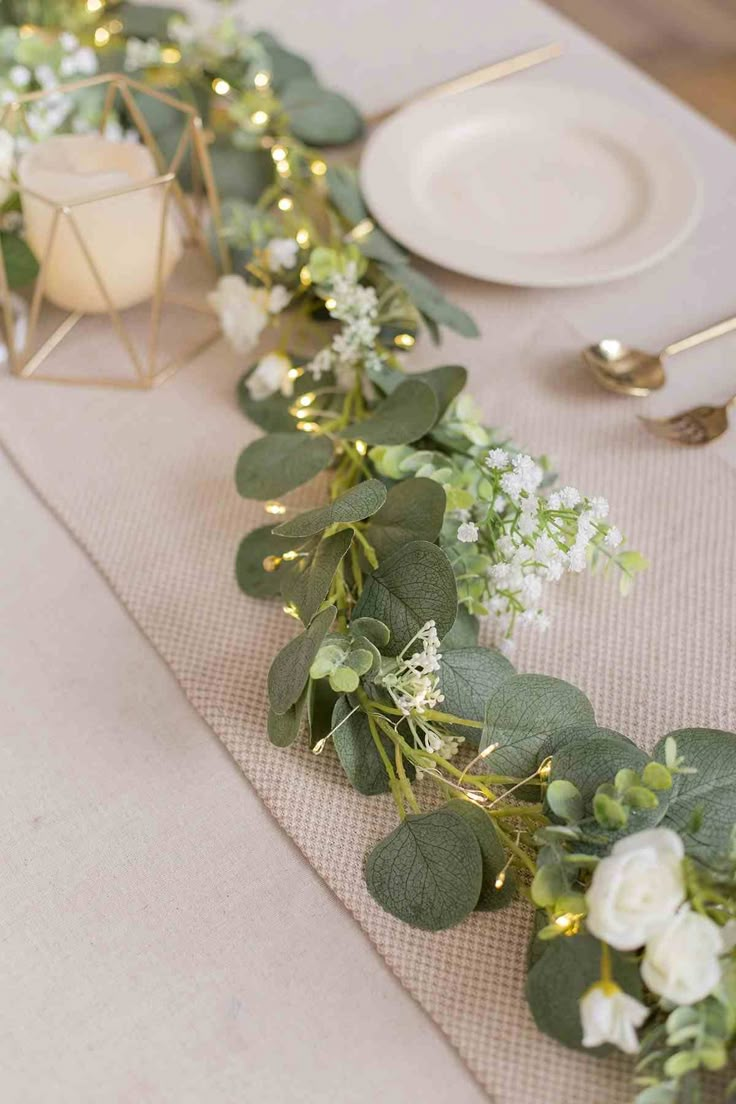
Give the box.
[639,395,736,446]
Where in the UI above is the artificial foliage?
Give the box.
[2,3,735,1100]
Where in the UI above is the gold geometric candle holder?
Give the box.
[0,73,230,388]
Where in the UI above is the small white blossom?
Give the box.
[605,526,623,550]
[245,352,294,401]
[379,621,444,717]
[9,65,31,88]
[125,38,163,72]
[590,496,609,520]
[268,285,291,314]
[265,237,299,272]
[485,448,509,471]
[457,521,479,543]
[558,486,582,508]
[580,983,648,1054]
[0,129,14,204]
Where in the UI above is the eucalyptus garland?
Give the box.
[3,4,736,1101]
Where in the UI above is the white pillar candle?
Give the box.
[18,133,183,314]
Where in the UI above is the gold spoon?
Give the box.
[582,314,736,397]
[639,395,736,446]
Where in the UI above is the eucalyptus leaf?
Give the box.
[446,800,515,911]
[254,32,315,89]
[0,231,38,288]
[413,364,467,418]
[235,432,333,500]
[332,697,403,795]
[209,143,273,202]
[350,617,390,649]
[281,78,363,145]
[116,1,182,38]
[438,647,515,745]
[268,605,336,715]
[235,525,297,598]
[353,540,457,655]
[363,477,446,560]
[655,728,736,861]
[325,165,367,225]
[480,675,596,777]
[441,606,479,650]
[380,262,479,339]
[551,737,650,807]
[238,358,331,434]
[365,807,483,930]
[274,479,387,538]
[536,725,634,765]
[526,932,644,1050]
[338,380,438,446]
[281,529,352,625]
[307,677,339,750]
[267,685,308,748]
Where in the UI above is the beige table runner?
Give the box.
[1,277,734,1101]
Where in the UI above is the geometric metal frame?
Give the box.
[0,73,231,388]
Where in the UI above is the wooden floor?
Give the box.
[546,0,736,135]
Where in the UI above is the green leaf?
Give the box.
[237,358,331,434]
[550,737,650,807]
[655,728,736,862]
[413,364,467,418]
[254,32,315,89]
[440,606,479,650]
[438,646,515,745]
[332,697,397,795]
[235,432,333,500]
[274,479,387,538]
[446,799,515,910]
[526,931,644,1050]
[267,684,308,747]
[281,78,363,145]
[365,807,483,930]
[338,379,438,445]
[353,540,457,656]
[281,529,352,625]
[380,262,479,338]
[325,165,367,225]
[0,231,38,288]
[307,677,338,750]
[537,725,634,764]
[268,605,336,715]
[235,524,296,598]
[350,617,390,649]
[363,477,445,560]
[209,143,274,202]
[117,1,183,38]
[546,780,584,823]
[480,675,596,777]
[531,862,569,907]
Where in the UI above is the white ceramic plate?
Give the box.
[360,82,702,287]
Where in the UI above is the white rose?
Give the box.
[265,237,299,272]
[208,275,269,354]
[580,982,648,1054]
[0,129,14,206]
[246,353,294,401]
[585,828,685,951]
[642,906,722,1006]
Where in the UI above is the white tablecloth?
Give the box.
[3,2,736,1102]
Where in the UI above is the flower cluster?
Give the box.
[308,260,382,386]
[378,620,444,718]
[208,274,290,357]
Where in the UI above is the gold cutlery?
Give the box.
[583,314,736,397]
[639,396,736,446]
[368,43,562,126]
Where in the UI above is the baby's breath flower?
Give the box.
[457,521,479,543]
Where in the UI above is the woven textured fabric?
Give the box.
[1,282,734,1103]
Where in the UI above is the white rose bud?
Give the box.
[208,275,269,355]
[642,906,723,1006]
[586,828,685,951]
[580,982,648,1054]
[245,352,294,401]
